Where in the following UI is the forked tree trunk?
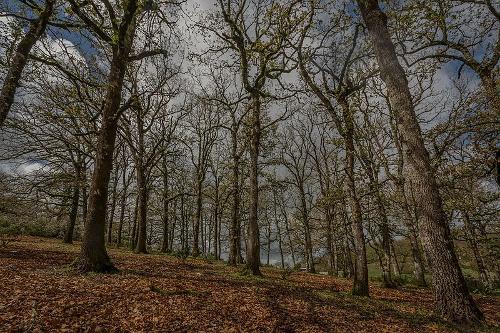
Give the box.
[0,0,55,126]
[356,0,483,322]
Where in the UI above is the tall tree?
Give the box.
[355,0,483,322]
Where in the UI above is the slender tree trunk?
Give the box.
[134,167,148,254]
[0,0,55,126]
[390,241,402,277]
[229,133,240,265]
[339,98,369,296]
[161,168,169,253]
[213,185,220,259]
[130,194,139,249]
[462,211,490,287]
[356,0,482,321]
[246,94,261,275]
[117,168,129,247]
[80,162,88,228]
[274,199,285,270]
[64,165,81,244]
[107,163,119,244]
[117,192,126,247]
[299,187,315,273]
[374,182,395,288]
[192,178,203,257]
[326,209,335,276]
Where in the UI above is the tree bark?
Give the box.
[161,166,169,253]
[107,162,119,244]
[0,0,55,126]
[356,0,483,322]
[462,211,490,287]
[64,164,81,244]
[246,94,262,275]
[73,0,140,273]
[228,129,241,265]
[299,186,315,273]
[192,178,203,257]
[339,98,369,296]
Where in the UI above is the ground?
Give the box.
[0,237,498,333]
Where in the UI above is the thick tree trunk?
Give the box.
[246,94,262,275]
[0,0,55,126]
[73,0,139,273]
[73,53,129,272]
[356,0,482,322]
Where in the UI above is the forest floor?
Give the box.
[0,237,499,333]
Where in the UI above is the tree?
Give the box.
[70,0,181,272]
[355,0,483,322]
[0,0,56,126]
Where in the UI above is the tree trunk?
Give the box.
[246,94,262,275]
[134,166,148,254]
[161,167,169,253]
[273,190,285,270]
[229,130,240,265]
[339,97,369,296]
[0,0,55,126]
[130,194,139,250]
[117,167,129,247]
[73,0,139,273]
[356,0,482,322]
[300,187,315,273]
[462,211,490,287]
[192,178,203,257]
[213,183,220,259]
[73,53,129,272]
[64,164,81,244]
[107,163,119,244]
